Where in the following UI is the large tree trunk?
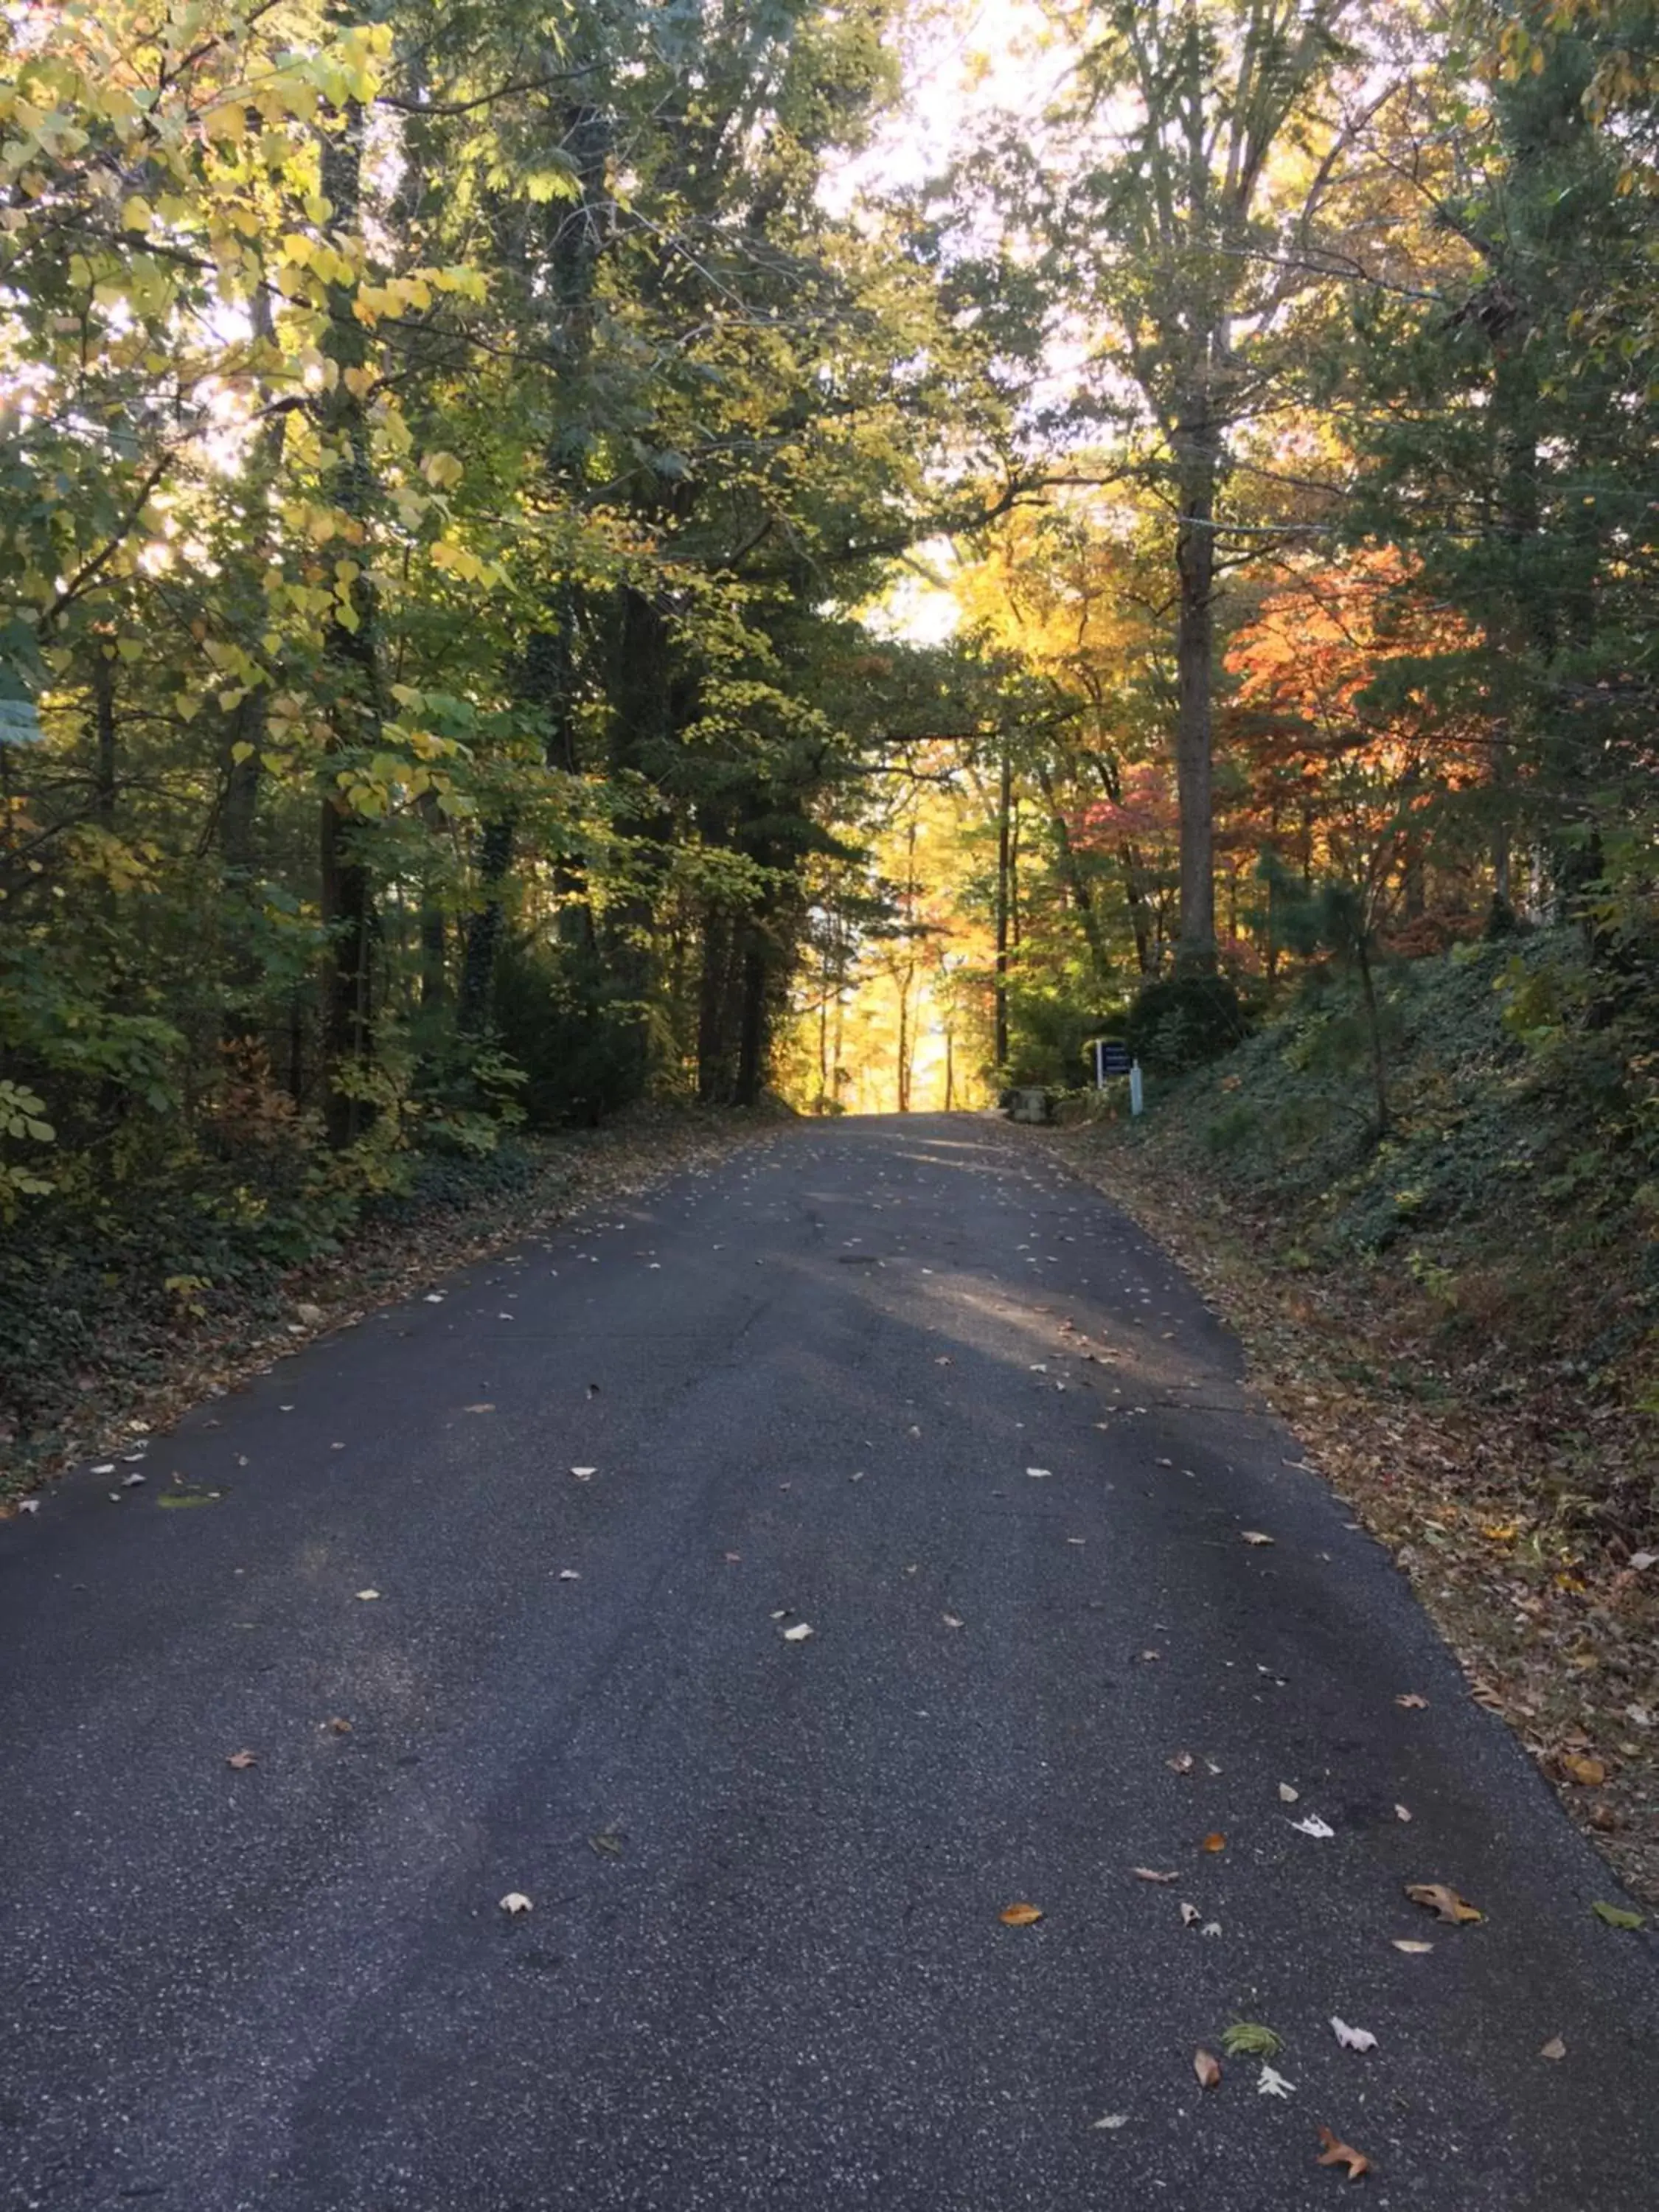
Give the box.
[994,740,1012,1068]
[1173,423,1218,973]
[456,812,515,1034]
[316,94,384,1147]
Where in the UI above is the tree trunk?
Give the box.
[457,813,515,1034]
[1036,761,1110,984]
[1174,427,1218,972]
[316,92,385,1148]
[735,931,768,1107]
[995,740,1012,1069]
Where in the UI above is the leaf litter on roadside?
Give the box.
[1330,2019,1377,2052]
[1193,2049,1222,2090]
[1000,1902,1043,1926]
[1221,2022,1282,2059]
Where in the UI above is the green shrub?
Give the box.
[1125,974,1250,1075]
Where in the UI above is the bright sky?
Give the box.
[826,0,1065,208]
[830,3,1075,646]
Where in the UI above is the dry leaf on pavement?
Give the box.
[1259,2065,1295,2098]
[1316,2127,1371,2180]
[1194,2049,1222,2090]
[499,1893,532,1915]
[1395,1693,1429,1710]
[1540,2037,1566,2060]
[1203,1832,1227,1852]
[226,1750,257,1770]
[1131,1867,1178,1883]
[1166,1751,1196,1774]
[999,1902,1043,1926]
[1331,2018,1377,2052]
[1279,1782,1300,1802]
[1405,1882,1483,1924]
[1241,1531,1275,1546]
[782,1621,814,1642]
[1391,1938,1434,1953]
[1180,1902,1200,1927]
[1293,1813,1336,1839]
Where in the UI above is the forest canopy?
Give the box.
[1,0,1654,1245]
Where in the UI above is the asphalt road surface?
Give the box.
[3,1113,1655,2212]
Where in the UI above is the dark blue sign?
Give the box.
[1098,1040,1132,1077]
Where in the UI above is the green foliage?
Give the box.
[491,942,653,1130]
[1125,975,1249,1076]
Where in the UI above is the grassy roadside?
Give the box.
[1043,939,1659,1907]
[0,1103,765,1507]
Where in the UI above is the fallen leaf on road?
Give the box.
[1391,1939,1434,1954]
[1395,1693,1429,1710]
[1279,1782,1300,1802]
[1065,1536,1086,1545]
[1000,1902,1043,1926]
[1132,1867,1178,1883]
[557,1570,580,1581]
[1202,1920,1222,1937]
[1241,1531,1275,1546]
[724,1552,742,1562]
[499,1893,532,1915]
[1316,2127,1371,2180]
[1137,1649,1161,1662]
[1406,1882,1482,1924]
[570,1467,596,1481]
[1590,1901,1644,1930]
[122,1472,146,1488]
[1091,2112,1130,2130]
[942,1613,964,1630]
[326,1718,352,1733]
[17,1499,40,1514]
[1166,1751,1196,1774]
[1194,2049,1222,2090]
[355,1589,380,1601]
[782,1622,814,1642]
[1203,1832,1226,1852]
[1540,2037,1566,2060]
[589,1832,624,1857]
[1293,1813,1336,1839]
[1222,2022,1281,2058]
[1180,1902,1200,1926]
[1395,1804,1412,1821]
[1259,2065,1295,2098]
[226,1750,257,1770]
[1331,2019,1377,2053]
[92,1464,115,1475]
[1026,1467,1052,1479]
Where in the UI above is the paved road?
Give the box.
[2,1115,1655,2212]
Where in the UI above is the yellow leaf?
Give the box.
[998,1902,1043,1926]
[1405,1882,1482,1924]
[121,195,152,233]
